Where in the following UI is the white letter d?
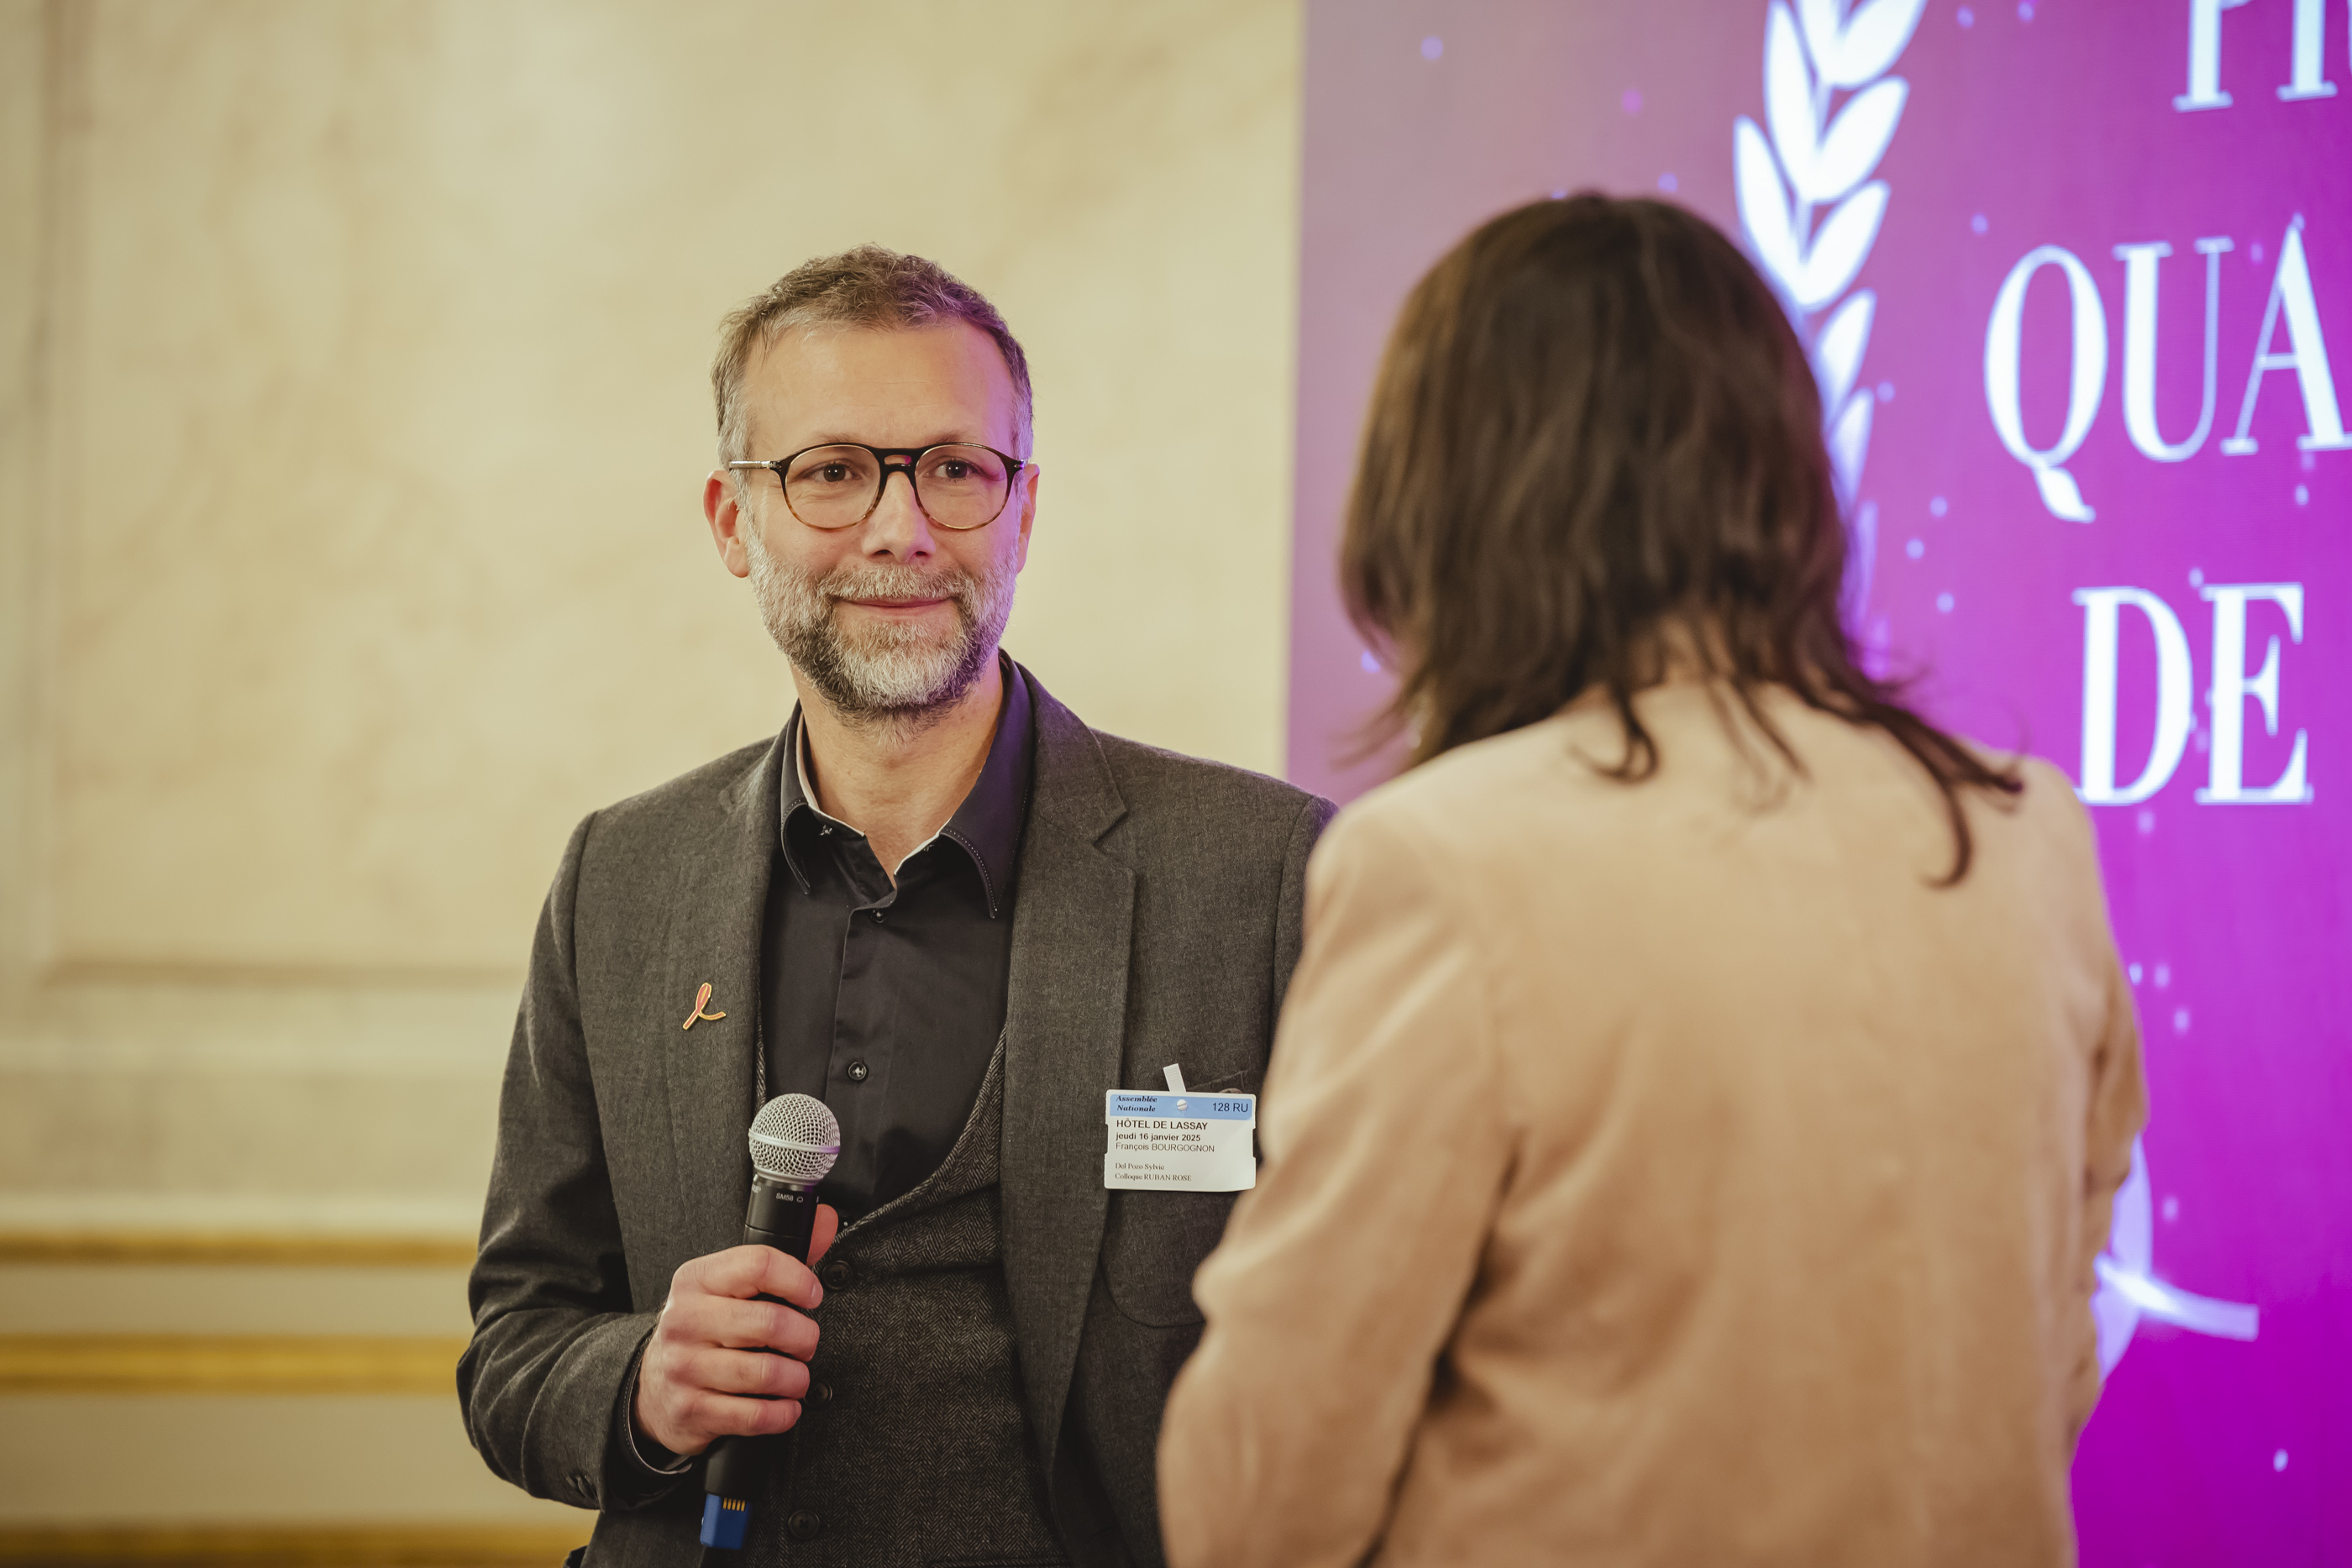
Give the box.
[2075,587,2194,805]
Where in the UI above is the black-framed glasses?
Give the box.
[726,442,1028,532]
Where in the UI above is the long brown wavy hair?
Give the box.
[1341,194,2019,882]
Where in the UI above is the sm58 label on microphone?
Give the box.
[1102,1092,1257,1192]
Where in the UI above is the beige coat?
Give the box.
[1159,683,2145,1568]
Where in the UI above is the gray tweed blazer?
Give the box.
[459,662,1333,1567]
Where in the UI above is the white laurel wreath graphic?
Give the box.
[1734,4,2259,1371]
[1733,0,1926,625]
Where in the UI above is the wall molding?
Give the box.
[0,1333,470,1396]
[32,960,522,994]
[0,1230,475,1267]
[10,0,83,991]
[0,1524,584,1566]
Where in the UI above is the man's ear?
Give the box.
[704,469,753,579]
[1011,463,1038,573]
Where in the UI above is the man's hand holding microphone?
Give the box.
[650,1092,845,1550]
[632,1207,840,1458]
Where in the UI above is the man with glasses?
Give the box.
[460,246,1332,1568]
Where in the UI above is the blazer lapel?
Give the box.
[658,730,787,1261]
[1000,664,1134,1476]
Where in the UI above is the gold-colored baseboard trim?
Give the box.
[0,1233,475,1268]
[0,1335,470,1395]
[36,958,522,991]
[0,1523,583,1565]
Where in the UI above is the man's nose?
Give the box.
[858,465,937,558]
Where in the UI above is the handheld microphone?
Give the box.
[700,1093,842,1553]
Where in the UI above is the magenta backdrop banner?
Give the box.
[1290,2,2348,1560]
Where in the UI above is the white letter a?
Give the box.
[2222,220,2352,453]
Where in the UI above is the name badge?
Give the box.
[1102,1091,1257,1192]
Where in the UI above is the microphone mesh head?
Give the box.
[749,1093,841,1184]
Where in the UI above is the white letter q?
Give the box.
[1987,245,2108,522]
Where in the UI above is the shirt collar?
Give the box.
[777,653,1032,918]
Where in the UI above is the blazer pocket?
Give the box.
[1100,1065,1260,1328]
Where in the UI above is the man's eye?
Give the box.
[816,464,853,483]
[936,460,972,480]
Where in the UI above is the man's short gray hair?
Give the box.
[712,244,1035,467]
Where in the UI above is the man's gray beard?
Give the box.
[743,524,1016,729]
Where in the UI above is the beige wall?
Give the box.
[0,0,1301,1529]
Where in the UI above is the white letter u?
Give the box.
[2114,239,2233,462]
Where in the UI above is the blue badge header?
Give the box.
[1105,1091,1255,1122]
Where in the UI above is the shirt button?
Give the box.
[786,1509,822,1542]
[819,1258,853,1290]
[846,1060,869,1083]
[869,909,885,923]
[814,1381,834,1406]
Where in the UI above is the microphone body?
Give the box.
[742,1171,823,1257]
[701,1095,840,1553]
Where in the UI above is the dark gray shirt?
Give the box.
[762,660,1033,1225]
